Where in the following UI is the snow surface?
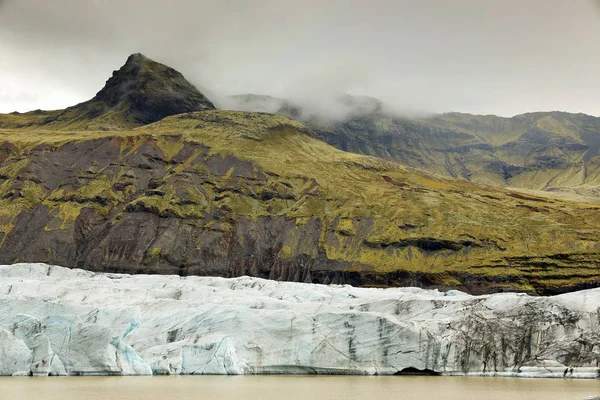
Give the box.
[0,263,598,377]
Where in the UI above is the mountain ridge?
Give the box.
[0,55,598,294]
[225,94,600,200]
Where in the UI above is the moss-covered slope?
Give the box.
[228,95,600,201]
[0,55,598,294]
[0,110,598,294]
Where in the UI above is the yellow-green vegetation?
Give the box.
[0,53,597,293]
[0,179,47,239]
[144,112,600,263]
[128,182,208,219]
[147,247,162,261]
[309,109,600,205]
[423,112,600,194]
[0,159,29,178]
[0,109,62,129]
[41,173,121,230]
[335,219,356,236]
[20,181,46,208]
[0,109,599,293]
[156,136,184,161]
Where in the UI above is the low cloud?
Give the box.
[1,0,599,117]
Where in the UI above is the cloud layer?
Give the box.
[1,0,599,116]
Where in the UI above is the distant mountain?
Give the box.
[227,95,600,199]
[0,53,214,130]
[0,55,598,294]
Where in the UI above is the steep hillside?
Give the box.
[228,95,600,199]
[1,110,600,294]
[0,55,598,295]
[426,112,600,193]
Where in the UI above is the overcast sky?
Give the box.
[1,0,599,116]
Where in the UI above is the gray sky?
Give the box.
[1,0,599,117]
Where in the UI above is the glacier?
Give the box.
[0,263,598,378]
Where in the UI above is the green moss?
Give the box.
[119,136,147,158]
[281,245,292,258]
[124,184,136,199]
[185,187,208,207]
[21,181,46,208]
[127,183,210,218]
[77,174,121,205]
[173,148,203,175]
[0,222,14,246]
[57,202,83,229]
[42,202,84,231]
[130,195,183,218]
[335,219,356,236]
[203,220,232,234]
[147,247,162,261]
[0,159,28,179]
[156,136,184,161]
[295,217,310,226]
[1,110,600,290]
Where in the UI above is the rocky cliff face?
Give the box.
[0,56,599,294]
[1,264,598,377]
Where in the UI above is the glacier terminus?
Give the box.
[0,263,598,378]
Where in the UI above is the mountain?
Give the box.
[0,55,598,295]
[227,95,600,201]
[0,53,214,131]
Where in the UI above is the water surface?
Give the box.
[1,376,598,400]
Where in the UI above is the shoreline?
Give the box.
[2,372,599,379]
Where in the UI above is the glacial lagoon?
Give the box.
[0,376,599,400]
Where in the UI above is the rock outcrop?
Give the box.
[0,263,598,377]
[91,53,215,125]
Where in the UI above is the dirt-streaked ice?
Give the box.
[0,263,598,377]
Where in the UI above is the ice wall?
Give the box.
[0,263,598,377]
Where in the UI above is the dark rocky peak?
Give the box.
[94,53,215,124]
[0,53,216,130]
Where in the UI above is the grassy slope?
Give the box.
[0,110,599,293]
[424,112,600,188]
[309,109,600,201]
[224,93,600,197]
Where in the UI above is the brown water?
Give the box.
[0,376,598,400]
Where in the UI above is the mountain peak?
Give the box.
[0,53,216,130]
[125,52,148,63]
[92,53,215,124]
